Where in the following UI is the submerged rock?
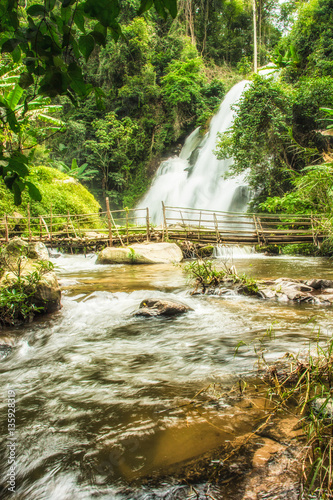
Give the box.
[97,242,183,265]
[306,278,333,289]
[0,344,12,360]
[206,277,333,306]
[134,298,193,317]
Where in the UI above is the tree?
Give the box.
[0,0,177,204]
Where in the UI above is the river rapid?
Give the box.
[0,252,333,499]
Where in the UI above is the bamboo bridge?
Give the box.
[0,200,326,251]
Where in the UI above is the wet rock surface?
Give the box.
[97,242,183,264]
[141,397,304,500]
[207,277,333,305]
[134,298,193,317]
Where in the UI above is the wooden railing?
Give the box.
[0,200,326,248]
[162,205,324,246]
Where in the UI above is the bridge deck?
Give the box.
[0,202,325,249]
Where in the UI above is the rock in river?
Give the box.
[134,298,193,317]
[96,242,183,265]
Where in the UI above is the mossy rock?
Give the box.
[0,165,100,219]
[197,245,214,257]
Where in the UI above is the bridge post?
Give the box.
[126,209,129,244]
[213,213,220,243]
[39,216,43,240]
[198,211,201,241]
[105,197,113,247]
[4,214,8,243]
[162,201,168,240]
[146,207,150,242]
[27,203,31,242]
[50,204,53,247]
[253,215,261,246]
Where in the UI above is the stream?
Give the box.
[1,252,333,499]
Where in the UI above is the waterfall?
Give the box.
[137,80,250,223]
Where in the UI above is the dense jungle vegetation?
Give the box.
[0,0,332,224]
[215,0,333,218]
[1,0,287,214]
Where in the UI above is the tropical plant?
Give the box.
[0,253,54,326]
[0,0,178,203]
[55,158,99,181]
[0,62,66,203]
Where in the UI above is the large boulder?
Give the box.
[0,239,61,323]
[134,298,193,317]
[4,237,28,257]
[33,272,62,313]
[1,238,49,261]
[96,242,183,265]
[27,241,49,261]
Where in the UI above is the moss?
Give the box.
[0,166,100,218]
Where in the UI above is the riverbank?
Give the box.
[0,252,332,498]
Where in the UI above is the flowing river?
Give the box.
[1,252,333,499]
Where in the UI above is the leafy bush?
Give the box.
[0,257,54,326]
[184,259,258,294]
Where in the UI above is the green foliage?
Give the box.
[215,77,294,202]
[0,0,178,202]
[184,259,258,294]
[184,259,227,290]
[0,255,54,326]
[282,0,333,80]
[161,45,206,107]
[260,163,333,215]
[55,158,99,181]
[215,74,333,210]
[281,243,317,255]
[0,165,100,217]
[49,19,227,209]
[0,62,66,204]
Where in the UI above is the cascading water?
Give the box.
[137,80,250,223]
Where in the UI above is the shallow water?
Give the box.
[0,253,333,498]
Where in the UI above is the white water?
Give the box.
[138,81,250,223]
[2,255,333,498]
[213,244,256,260]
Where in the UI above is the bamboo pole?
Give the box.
[253,0,258,73]
[39,216,43,240]
[146,207,150,242]
[180,210,188,239]
[162,201,168,240]
[198,211,201,241]
[253,215,261,246]
[41,217,50,240]
[213,213,220,243]
[69,215,77,238]
[27,203,31,242]
[66,211,70,238]
[106,197,113,247]
[50,204,53,246]
[257,216,267,244]
[4,214,8,243]
[110,211,125,247]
